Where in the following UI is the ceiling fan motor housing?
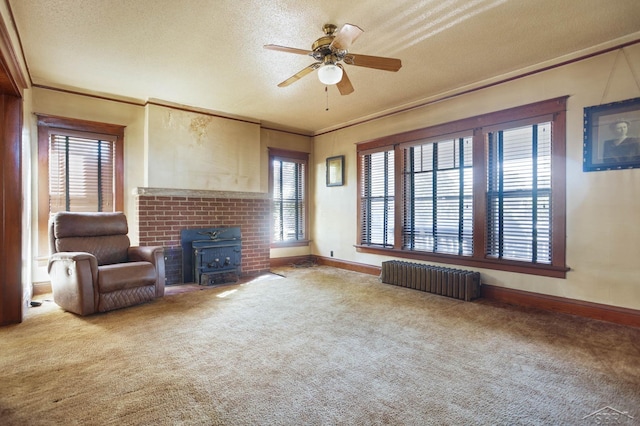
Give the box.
[312,37,336,61]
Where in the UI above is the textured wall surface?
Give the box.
[145,104,261,193]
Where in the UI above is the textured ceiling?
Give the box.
[8,0,640,135]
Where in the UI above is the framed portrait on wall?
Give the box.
[326,155,344,186]
[583,97,640,172]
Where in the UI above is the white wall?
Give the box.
[312,45,640,310]
[145,104,261,192]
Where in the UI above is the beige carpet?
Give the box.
[1,266,639,425]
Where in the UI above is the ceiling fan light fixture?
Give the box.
[317,64,343,85]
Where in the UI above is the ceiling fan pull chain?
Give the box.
[325,86,329,111]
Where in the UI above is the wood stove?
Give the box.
[180,227,241,285]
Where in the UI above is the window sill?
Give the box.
[271,240,311,249]
[354,245,569,278]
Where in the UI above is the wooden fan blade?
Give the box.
[343,53,402,72]
[264,44,312,56]
[277,63,322,87]
[336,64,354,95]
[330,23,364,51]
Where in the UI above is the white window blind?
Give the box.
[49,133,116,213]
[360,149,395,247]
[403,137,473,255]
[486,122,552,263]
[272,158,306,242]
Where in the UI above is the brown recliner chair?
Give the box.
[48,211,165,315]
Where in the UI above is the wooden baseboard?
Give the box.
[32,281,52,296]
[481,284,640,328]
[270,255,381,276]
[270,256,315,269]
[269,255,640,328]
[313,256,382,276]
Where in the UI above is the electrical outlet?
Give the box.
[330,250,334,257]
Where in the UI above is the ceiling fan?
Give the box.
[264,23,402,95]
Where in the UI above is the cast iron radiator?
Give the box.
[380,260,481,301]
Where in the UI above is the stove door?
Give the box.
[193,243,241,283]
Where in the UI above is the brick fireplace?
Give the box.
[135,188,271,285]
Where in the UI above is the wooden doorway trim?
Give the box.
[0,93,23,325]
[0,11,27,324]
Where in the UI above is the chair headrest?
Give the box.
[52,212,128,238]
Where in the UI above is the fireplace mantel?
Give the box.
[134,187,269,200]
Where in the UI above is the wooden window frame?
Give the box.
[356,97,568,278]
[359,147,395,248]
[401,135,474,256]
[268,148,310,248]
[37,114,124,257]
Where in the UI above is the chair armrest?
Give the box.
[128,246,165,297]
[128,246,163,263]
[48,252,99,315]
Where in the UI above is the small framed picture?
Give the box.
[326,155,344,186]
[583,97,640,172]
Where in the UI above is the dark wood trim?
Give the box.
[36,114,125,135]
[270,256,314,269]
[551,110,567,267]
[355,245,568,278]
[0,93,23,325]
[0,9,26,325]
[482,284,640,328]
[356,150,363,245]
[0,10,27,96]
[313,256,381,276]
[268,147,310,161]
[260,124,313,138]
[472,127,487,258]
[32,84,144,107]
[270,255,381,276]
[270,240,311,249]
[356,97,568,151]
[393,147,404,250]
[32,281,52,296]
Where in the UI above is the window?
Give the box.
[356,97,568,277]
[48,132,116,213]
[360,148,394,247]
[37,115,124,256]
[269,148,309,246]
[486,122,552,263]
[403,136,474,256]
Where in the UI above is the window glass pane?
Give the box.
[49,134,115,214]
[360,150,394,247]
[403,137,473,255]
[272,158,306,242]
[486,122,552,263]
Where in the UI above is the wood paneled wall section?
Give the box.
[0,93,23,325]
